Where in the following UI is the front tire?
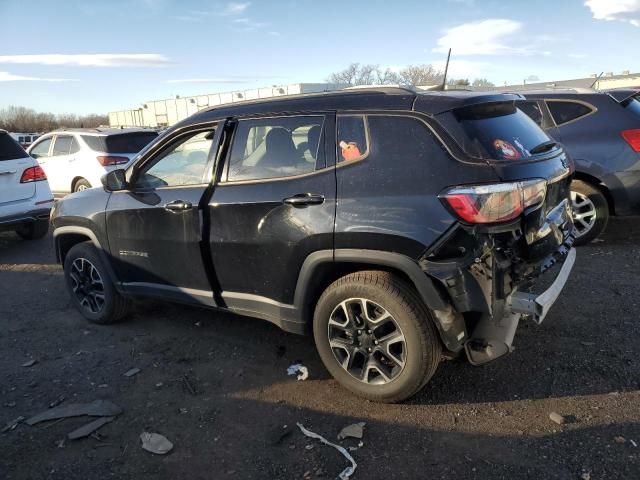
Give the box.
[64,242,131,324]
[15,219,49,240]
[571,180,609,246]
[313,271,442,403]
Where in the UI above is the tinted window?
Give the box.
[226,116,324,181]
[547,101,593,125]
[52,136,73,156]
[337,115,369,162]
[0,132,29,160]
[69,137,81,154]
[29,138,53,159]
[82,132,158,153]
[136,130,214,188]
[518,101,543,127]
[624,96,640,117]
[438,102,552,160]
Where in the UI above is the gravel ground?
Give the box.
[1,218,639,480]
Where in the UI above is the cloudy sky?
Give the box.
[0,0,638,114]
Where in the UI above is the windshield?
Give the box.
[437,101,554,161]
[82,132,158,153]
[0,132,29,161]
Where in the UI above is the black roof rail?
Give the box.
[342,85,418,95]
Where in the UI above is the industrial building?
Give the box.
[108,83,346,128]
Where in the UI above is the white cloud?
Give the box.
[221,2,250,15]
[585,0,640,27]
[268,31,281,37]
[433,19,546,56]
[166,78,251,84]
[0,54,171,67]
[0,71,78,82]
[568,53,588,59]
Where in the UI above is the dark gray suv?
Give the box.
[517,88,640,245]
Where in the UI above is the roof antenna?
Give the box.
[589,71,604,89]
[439,48,452,91]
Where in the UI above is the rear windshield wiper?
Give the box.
[529,140,558,155]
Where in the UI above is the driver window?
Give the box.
[136,130,214,188]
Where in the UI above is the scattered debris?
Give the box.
[4,402,16,408]
[67,416,115,440]
[155,382,164,388]
[49,396,65,408]
[123,368,141,378]
[179,408,188,415]
[614,436,626,444]
[581,472,591,480]
[580,341,596,346]
[1,416,25,433]
[194,321,202,327]
[267,425,292,445]
[21,359,37,367]
[182,374,198,395]
[26,399,122,425]
[287,363,309,381]
[297,423,357,480]
[549,412,566,425]
[56,438,66,448]
[338,422,366,440]
[630,439,638,448]
[305,444,314,450]
[140,432,173,455]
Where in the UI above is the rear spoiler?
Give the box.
[605,88,640,103]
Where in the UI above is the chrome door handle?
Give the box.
[164,200,193,212]
[283,193,325,207]
[0,170,17,175]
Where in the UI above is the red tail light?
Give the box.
[96,155,129,166]
[439,179,547,224]
[621,129,640,152]
[20,165,47,183]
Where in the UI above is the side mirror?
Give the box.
[101,169,127,191]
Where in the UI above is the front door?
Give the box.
[105,125,221,306]
[208,114,336,309]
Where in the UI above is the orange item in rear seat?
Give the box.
[340,141,362,161]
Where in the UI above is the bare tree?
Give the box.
[0,106,107,132]
[328,63,442,87]
[447,78,470,87]
[472,78,495,87]
[397,64,443,86]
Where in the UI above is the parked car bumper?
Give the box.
[0,207,52,231]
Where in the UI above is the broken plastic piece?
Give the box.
[21,359,37,367]
[297,423,356,480]
[67,416,115,440]
[140,432,173,455]
[26,400,122,425]
[123,368,141,377]
[1,416,25,433]
[337,422,366,440]
[287,364,309,381]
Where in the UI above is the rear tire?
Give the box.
[571,179,609,246]
[73,179,91,192]
[64,242,131,324]
[313,271,442,403]
[15,219,49,240]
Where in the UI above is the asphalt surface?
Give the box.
[1,218,639,480]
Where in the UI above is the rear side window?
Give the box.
[53,136,73,156]
[517,101,543,127]
[438,102,552,161]
[337,115,370,162]
[547,101,593,126]
[82,132,158,153]
[0,132,29,160]
[624,95,640,117]
[226,116,324,182]
[69,137,81,154]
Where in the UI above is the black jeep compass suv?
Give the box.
[51,87,576,402]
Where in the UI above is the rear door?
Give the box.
[0,132,35,206]
[105,124,221,306]
[207,114,336,308]
[38,135,74,193]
